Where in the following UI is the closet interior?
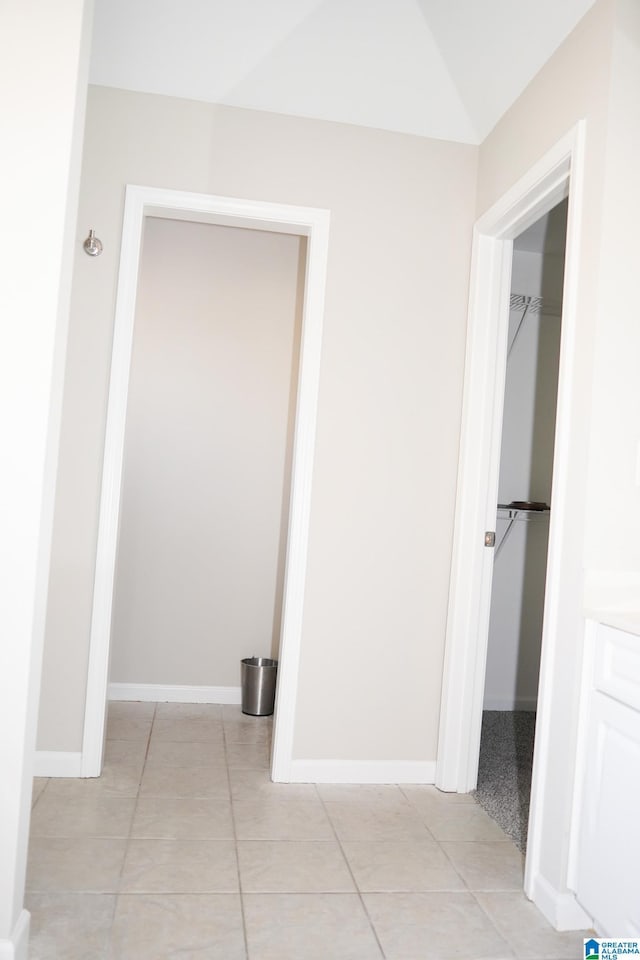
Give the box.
[474,199,569,850]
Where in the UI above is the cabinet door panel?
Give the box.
[594,622,640,711]
[576,691,640,935]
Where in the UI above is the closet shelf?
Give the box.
[495,502,550,557]
[497,501,550,522]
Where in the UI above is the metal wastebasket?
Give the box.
[241,657,278,716]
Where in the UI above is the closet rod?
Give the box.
[494,502,550,557]
[507,295,542,358]
[507,292,563,359]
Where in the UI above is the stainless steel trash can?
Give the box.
[241,657,278,716]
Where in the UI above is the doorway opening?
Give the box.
[107,216,306,707]
[436,122,589,920]
[81,186,330,784]
[475,199,568,852]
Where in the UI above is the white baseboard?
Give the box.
[108,682,241,704]
[33,751,82,778]
[287,759,437,784]
[0,909,30,960]
[530,873,593,931]
[483,698,537,711]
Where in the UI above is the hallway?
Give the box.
[27,702,589,958]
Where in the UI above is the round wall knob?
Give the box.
[83,229,103,257]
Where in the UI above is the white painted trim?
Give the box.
[524,121,587,906]
[33,752,83,778]
[435,123,588,921]
[108,682,241,704]
[436,125,578,795]
[288,760,437,784]
[270,207,330,783]
[0,910,29,960]
[81,186,330,779]
[567,619,597,893]
[529,873,593,932]
[80,187,143,777]
[482,698,537,711]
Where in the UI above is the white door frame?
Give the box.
[436,123,586,891]
[81,184,330,782]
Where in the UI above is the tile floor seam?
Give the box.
[137,699,156,776]
[439,838,527,895]
[397,784,413,806]
[315,789,388,959]
[116,701,156,903]
[31,778,50,811]
[472,890,594,960]
[28,702,592,959]
[361,889,522,960]
[225,709,251,960]
[469,888,519,959]
[30,797,138,842]
[105,888,118,959]
[434,833,476,895]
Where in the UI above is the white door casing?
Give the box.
[81,185,330,783]
[436,122,590,922]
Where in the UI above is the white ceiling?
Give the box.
[90,0,597,145]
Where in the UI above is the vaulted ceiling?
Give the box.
[90,0,597,145]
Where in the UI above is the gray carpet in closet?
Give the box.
[473,710,536,853]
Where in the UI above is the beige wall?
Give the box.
[478,0,616,895]
[0,0,92,942]
[585,0,640,580]
[37,87,478,758]
[110,217,303,686]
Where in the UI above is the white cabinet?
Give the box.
[575,622,640,935]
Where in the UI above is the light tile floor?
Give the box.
[26,701,591,959]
